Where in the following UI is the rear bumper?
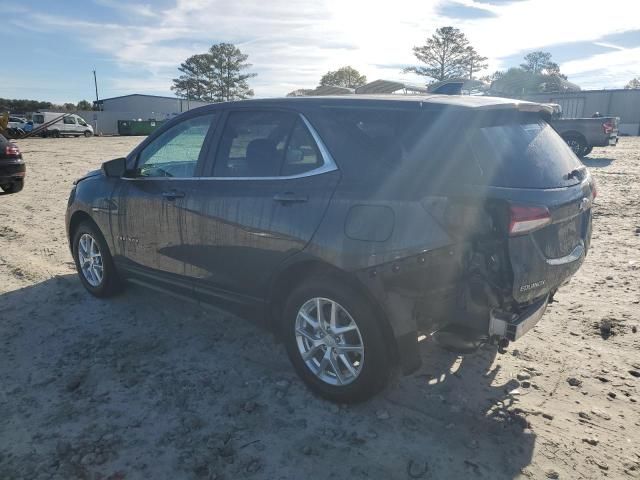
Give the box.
[489,295,548,341]
[0,161,26,182]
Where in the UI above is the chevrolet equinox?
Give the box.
[66,95,594,402]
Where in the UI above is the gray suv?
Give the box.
[65,95,594,402]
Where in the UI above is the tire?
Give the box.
[1,180,23,193]
[563,134,587,158]
[582,146,593,157]
[84,130,93,137]
[282,277,390,403]
[51,130,61,138]
[72,221,122,297]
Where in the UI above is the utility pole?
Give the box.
[93,69,99,134]
[93,70,99,109]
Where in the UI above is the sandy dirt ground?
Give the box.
[0,136,639,480]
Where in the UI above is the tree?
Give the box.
[171,43,256,102]
[489,51,578,96]
[319,66,367,88]
[76,100,92,110]
[63,103,76,111]
[520,51,566,78]
[464,46,488,80]
[479,70,504,84]
[521,51,552,73]
[0,98,52,112]
[625,77,640,89]
[208,43,256,102]
[171,53,212,101]
[404,27,474,82]
[286,88,316,97]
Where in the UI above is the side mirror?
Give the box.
[102,157,127,178]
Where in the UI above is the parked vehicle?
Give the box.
[546,104,618,157]
[0,134,26,193]
[32,112,94,138]
[8,116,27,129]
[65,96,595,402]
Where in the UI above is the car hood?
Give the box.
[73,169,102,185]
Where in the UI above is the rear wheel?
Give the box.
[282,277,390,403]
[72,221,122,297]
[563,134,587,157]
[51,130,61,138]
[582,146,593,157]
[1,180,23,193]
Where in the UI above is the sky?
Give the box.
[2,0,640,104]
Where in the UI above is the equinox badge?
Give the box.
[520,280,545,292]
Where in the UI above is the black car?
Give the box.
[0,134,26,193]
[65,95,595,402]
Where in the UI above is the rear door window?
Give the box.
[281,119,323,176]
[213,110,297,177]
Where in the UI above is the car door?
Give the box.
[62,115,76,134]
[181,108,340,311]
[113,112,217,297]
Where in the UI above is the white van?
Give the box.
[32,112,94,137]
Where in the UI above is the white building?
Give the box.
[94,94,211,115]
[75,94,212,135]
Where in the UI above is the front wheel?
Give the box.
[72,221,122,297]
[282,277,390,403]
[84,131,93,137]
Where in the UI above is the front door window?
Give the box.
[137,114,215,178]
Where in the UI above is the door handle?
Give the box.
[161,190,185,200]
[273,192,308,204]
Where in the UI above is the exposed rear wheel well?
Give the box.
[268,260,398,364]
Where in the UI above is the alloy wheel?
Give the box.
[295,297,365,386]
[78,233,104,287]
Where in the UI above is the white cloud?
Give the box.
[16,0,640,97]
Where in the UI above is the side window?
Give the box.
[213,111,296,177]
[281,119,322,176]
[63,116,76,124]
[137,114,215,178]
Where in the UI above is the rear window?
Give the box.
[458,120,584,188]
[33,114,44,124]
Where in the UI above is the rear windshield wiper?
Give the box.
[566,167,585,181]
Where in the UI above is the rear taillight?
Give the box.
[509,204,551,236]
[602,120,614,134]
[5,144,20,156]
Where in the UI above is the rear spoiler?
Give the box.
[472,101,555,117]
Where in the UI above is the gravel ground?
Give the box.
[0,136,639,480]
